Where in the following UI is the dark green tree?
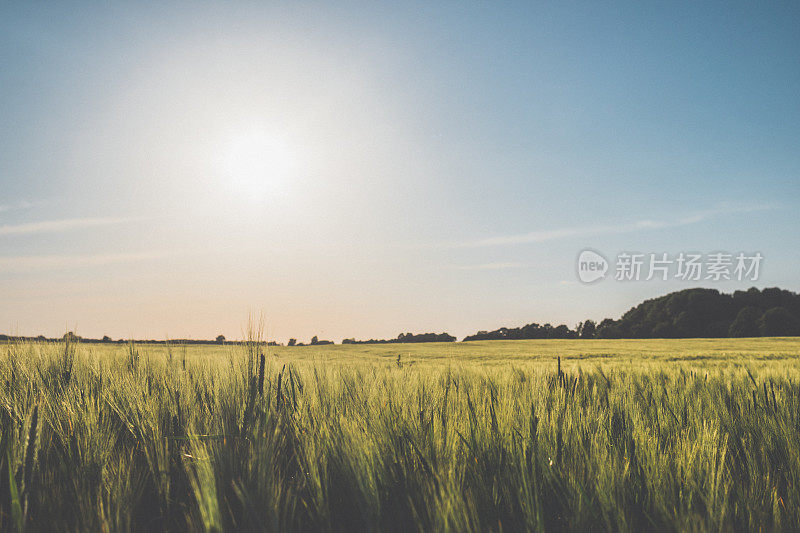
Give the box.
[579,319,596,339]
[729,307,761,337]
[759,307,800,336]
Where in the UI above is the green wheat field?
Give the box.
[2,337,799,532]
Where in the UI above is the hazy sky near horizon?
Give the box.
[1,1,799,342]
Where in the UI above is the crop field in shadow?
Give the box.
[1,338,798,531]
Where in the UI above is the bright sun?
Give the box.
[217,131,293,198]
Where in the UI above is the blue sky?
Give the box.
[1,1,798,341]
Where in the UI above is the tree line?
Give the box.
[341,332,457,344]
[463,287,800,341]
[3,287,798,345]
[0,333,279,346]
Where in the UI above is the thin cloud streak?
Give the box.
[450,262,526,271]
[0,217,132,236]
[446,205,775,249]
[0,200,37,213]
[0,252,169,273]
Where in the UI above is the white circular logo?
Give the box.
[577,249,608,283]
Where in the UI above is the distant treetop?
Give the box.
[462,287,800,341]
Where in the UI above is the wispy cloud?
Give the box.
[0,217,132,236]
[0,252,169,273]
[448,262,526,271]
[0,200,38,213]
[445,204,775,249]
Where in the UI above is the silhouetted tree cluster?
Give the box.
[462,288,800,341]
[577,320,596,339]
[342,332,456,344]
[5,287,799,347]
[0,333,279,346]
[284,336,334,347]
[463,322,578,341]
[592,287,800,338]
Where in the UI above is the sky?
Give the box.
[1,1,798,342]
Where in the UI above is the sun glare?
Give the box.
[217,131,293,198]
